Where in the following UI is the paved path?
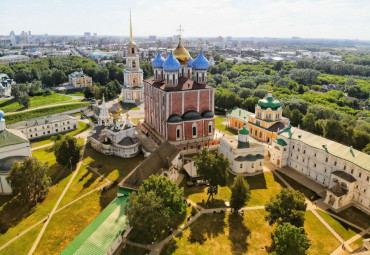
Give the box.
[28,138,87,255]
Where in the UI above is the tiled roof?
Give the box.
[279,127,370,171]
[227,107,254,122]
[332,170,357,183]
[8,115,75,129]
[145,77,213,92]
[61,189,132,255]
[0,129,29,148]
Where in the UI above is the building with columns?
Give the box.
[143,36,217,150]
[0,110,31,194]
[121,12,144,103]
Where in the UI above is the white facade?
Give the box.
[270,127,370,214]
[8,115,78,140]
[0,73,14,97]
[219,128,265,175]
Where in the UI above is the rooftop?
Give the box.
[145,77,213,92]
[332,170,357,183]
[0,129,29,148]
[61,188,132,255]
[221,135,264,151]
[279,127,370,171]
[227,107,254,122]
[8,115,75,129]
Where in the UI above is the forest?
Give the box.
[207,56,370,154]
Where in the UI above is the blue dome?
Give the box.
[187,57,194,67]
[163,52,181,72]
[152,52,165,68]
[193,52,210,70]
[0,110,3,120]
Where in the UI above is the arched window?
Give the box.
[176,126,181,140]
[208,122,213,134]
[131,47,135,54]
[132,60,136,68]
[192,123,198,138]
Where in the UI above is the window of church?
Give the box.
[208,123,212,134]
[176,126,181,140]
[252,163,254,168]
[240,164,243,169]
[192,123,197,138]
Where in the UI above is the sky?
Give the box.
[1,0,370,40]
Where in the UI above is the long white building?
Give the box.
[8,115,78,140]
[270,126,370,214]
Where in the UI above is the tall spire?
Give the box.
[130,9,133,44]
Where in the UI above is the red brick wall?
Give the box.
[167,123,181,141]
[199,90,211,113]
[170,93,182,116]
[184,91,198,112]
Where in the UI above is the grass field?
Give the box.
[30,122,91,148]
[329,207,370,230]
[183,172,284,208]
[119,101,140,110]
[0,94,73,113]
[4,103,89,124]
[349,234,370,251]
[316,210,360,241]
[82,144,144,182]
[215,116,237,136]
[305,211,340,255]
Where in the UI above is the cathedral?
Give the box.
[121,12,144,103]
[143,36,217,150]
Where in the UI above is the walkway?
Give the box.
[28,138,87,254]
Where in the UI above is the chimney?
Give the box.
[298,124,300,129]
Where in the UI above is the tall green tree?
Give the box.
[18,94,30,108]
[290,109,303,127]
[125,175,186,240]
[230,175,251,212]
[7,157,51,205]
[53,135,82,166]
[194,149,229,201]
[273,223,310,255]
[302,113,316,133]
[265,188,307,227]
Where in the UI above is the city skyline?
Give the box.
[1,0,370,40]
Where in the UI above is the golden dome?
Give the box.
[173,38,191,65]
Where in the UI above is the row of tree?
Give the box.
[83,80,122,100]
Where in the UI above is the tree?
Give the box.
[7,157,51,205]
[18,94,30,108]
[53,135,82,166]
[290,109,303,127]
[323,120,346,142]
[126,190,170,239]
[83,86,94,99]
[363,143,370,155]
[230,175,251,212]
[273,223,310,255]
[302,113,316,133]
[265,188,307,227]
[298,85,305,94]
[140,175,187,217]
[194,148,229,201]
[273,61,283,71]
[125,175,186,239]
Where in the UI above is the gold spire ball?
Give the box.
[173,25,191,65]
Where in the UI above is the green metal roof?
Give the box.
[0,129,29,148]
[61,188,133,255]
[276,139,287,146]
[258,96,281,110]
[280,127,370,171]
[227,107,254,121]
[239,126,249,135]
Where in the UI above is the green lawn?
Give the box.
[120,245,149,255]
[119,101,140,110]
[329,207,370,230]
[4,103,89,124]
[0,94,72,113]
[305,211,340,255]
[30,122,91,148]
[183,172,284,208]
[215,116,237,136]
[82,144,144,182]
[161,210,274,255]
[349,234,370,251]
[316,210,360,241]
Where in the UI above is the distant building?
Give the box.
[219,125,265,175]
[0,73,14,97]
[68,70,92,88]
[89,97,140,158]
[0,55,29,65]
[149,35,156,41]
[8,115,78,140]
[0,111,31,194]
[321,84,337,92]
[270,127,370,214]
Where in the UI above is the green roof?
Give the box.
[227,107,254,121]
[258,96,281,110]
[276,139,287,146]
[239,126,249,135]
[279,127,370,171]
[61,188,133,255]
[0,129,29,148]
